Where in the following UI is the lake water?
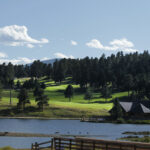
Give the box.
[0,119,150,148]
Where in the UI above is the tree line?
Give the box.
[0,51,150,101]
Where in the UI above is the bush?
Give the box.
[9,111,15,116]
[143,136,150,142]
[117,117,125,123]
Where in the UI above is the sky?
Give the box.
[0,0,150,64]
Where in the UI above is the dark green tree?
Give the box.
[111,99,123,119]
[123,74,133,97]
[101,85,112,102]
[46,64,52,79]
[64,84,74,102]
[16,80,21,89]
[17,88,30,110]
[40,82,46,89]
[33,85,41,97]
[0,81,3,101]
[30,60,45,78]
[84,88,93,102]
[9,79,14,105]
[35,88,49,111]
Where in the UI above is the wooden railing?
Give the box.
[31,139,53,150]
[32,137,150,150]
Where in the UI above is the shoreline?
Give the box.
[0,116,81,120]
[0,131,103,138]
[0,116,150,124]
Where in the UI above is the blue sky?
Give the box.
[0,0,150,64]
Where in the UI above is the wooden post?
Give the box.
[51,139,54,150]
[35,142,38,150]
[105,143,108,150]
[80,140,83,150]
[69,139,72,150]
[31,143,33,150]
[59,138,61,150]
[134,145,136,150]
[93,141,95,150]
[120,144,122,150]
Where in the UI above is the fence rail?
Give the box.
[31,137,150,150]
[31,139,53,150]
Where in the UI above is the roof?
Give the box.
[120,102,132,112]
[140,104,150,113]
[110,101,150,114]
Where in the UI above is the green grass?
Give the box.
[14,77,31,84]
[119,136,150,143]
[0,78,129,118]
[0,147,29,150]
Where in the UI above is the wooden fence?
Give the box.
[31,137,150,150]
[31,139,53,150]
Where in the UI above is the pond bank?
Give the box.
[0,116,81,120]
[0,131,103,138]
[1,116,150,124]
[81,117,150,124]
[0,132,55,137]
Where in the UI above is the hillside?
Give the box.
[0,77,131,119]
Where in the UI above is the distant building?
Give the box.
[109,101,150,117]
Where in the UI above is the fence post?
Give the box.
[31,143,33,150]
[35,142,38,150]
[81,140,83,150]
[69,139,72,150]
[105,143,108,150]
[59,138,61,150]
[134,145,136,150]
[51,138,54,150]
[120,144,122,150]
[93,141,95,150]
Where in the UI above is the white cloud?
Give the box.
[71,40,77,46]
[86,38,138,52]
[86,39,103,49]
[41,57,49,61]
[0,57,36,65]
[18,57,35,64]
[54,52,74,59]
[0,25,49,48]
[110,38,134,47]
[27,44,34,48]
[0,52,7,58]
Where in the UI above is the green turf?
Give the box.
[0,147,29,150]
[0,78,129,118]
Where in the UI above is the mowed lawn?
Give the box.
[0,78,129,118]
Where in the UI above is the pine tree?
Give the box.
[17,88,30,110]
[111,99,123,119]
[101,85,112,102]
[35,88,49,111]
[16,80,21,89]
[123,74,133,97]
[64,84,74,102]
[84,88,93,102]
[0,81,3,101]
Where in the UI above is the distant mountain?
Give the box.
[27,58,61,66]
[41,58,61,65]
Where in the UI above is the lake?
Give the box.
[0,119,150,148]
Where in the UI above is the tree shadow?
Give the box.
[90,100,113,104]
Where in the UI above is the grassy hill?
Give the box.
[0,77,129,118]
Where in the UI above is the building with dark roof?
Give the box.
[110,101,150,117]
